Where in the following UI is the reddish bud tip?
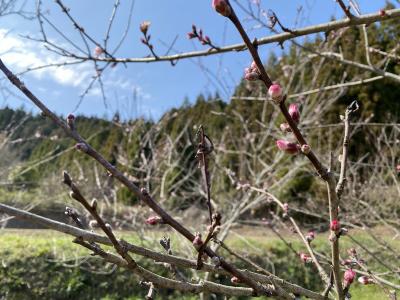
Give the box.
[276,140,300,155]
[330,219,340,232]
[299,253,312,263]
[306,230,315,242]
[75,143,88,153]
[379,9,386,17]
[212,0,231,17]
[187,32,196,39]
[145,215,162,225]
[288,103,300,124]
[231,276,241,284]
[358,276,374,285]
[67,114,75,120]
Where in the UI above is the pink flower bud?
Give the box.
[301,144,311,154]
[244,71,259,81]
[379,9,386,17]
[276,140,300,155]
[358,276,374,285]
[268,83,283,103]
[212,0,231,17]
[250,61,259,72]
[145,215,162,225]
[140,21,151,34]
[231,276,241,284]
[288,103,300,124]
[193,233,203,249]
[306,231,315,242]
[299,253,312,263]
[75,143,89,153]
[396,165,400,173]
[344,269,356,287]
[94,46,103,57]
[330,219,340,231]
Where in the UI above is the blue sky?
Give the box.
[0,0,397,120]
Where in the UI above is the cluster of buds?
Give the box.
[145,215,163,225]
[268,83,283,103]
[305,230,315,243]
[358,276,375,285]
[276,140,300,155]
[93,46,104,57]
[212,0,231,17]
[299,253,312,264]
[187,25,217,49]
[343,269,356,288]
[244,61,261,81]
[139,21,154,50]
[192,232,203,250]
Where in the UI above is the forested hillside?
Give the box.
[1,13,399,224]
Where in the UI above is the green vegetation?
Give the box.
[0,229,397,299]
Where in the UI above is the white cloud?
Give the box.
[0,28,152,111]
[0,28,93,88]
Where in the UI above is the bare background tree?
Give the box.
[0,0,399,299]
